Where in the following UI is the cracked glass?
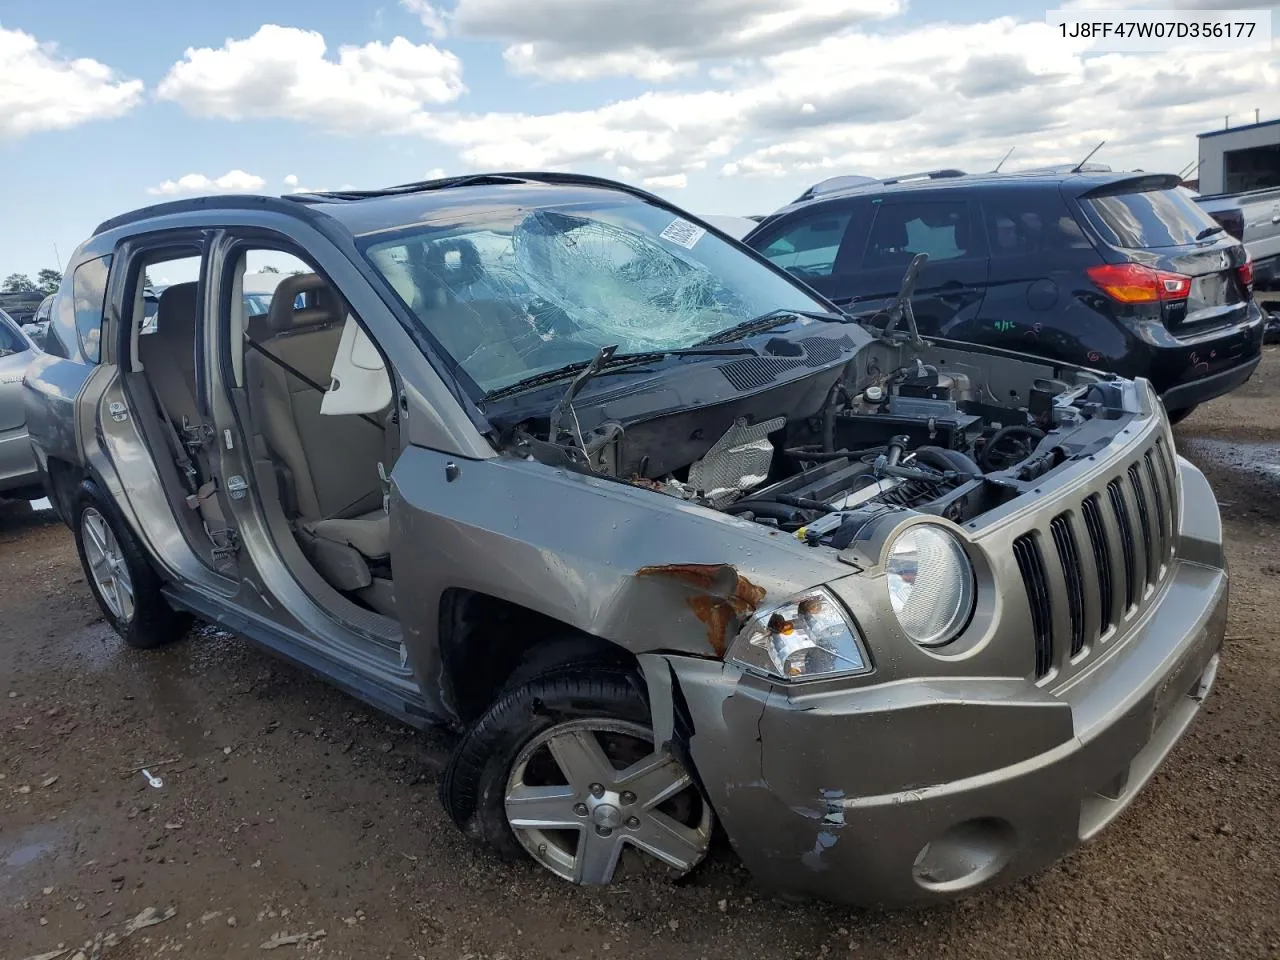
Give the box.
[362,198,828,394]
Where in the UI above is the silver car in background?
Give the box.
[0,308,42,500]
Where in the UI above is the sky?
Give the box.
[1,0,1278,280]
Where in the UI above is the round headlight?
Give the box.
[885,525,975,647]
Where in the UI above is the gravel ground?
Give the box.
[3,353,1280,960]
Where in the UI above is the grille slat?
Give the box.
[1144,451,1167,565]
[1081,494,1114,637]
[1128,464,1155,587]
[1050,514,1087,657]
[1013,534,1055,678]
[1107,478,1138,610]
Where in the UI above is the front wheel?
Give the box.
[440,669,714,886]
[72,480,191,649]
[1166,404,1199,425]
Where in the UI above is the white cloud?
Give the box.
[0,26,143,139]
[425,167,448,178]
[401,0,449,38]
[147,170,267,196]
[643,173,688,189]
[452,0,903,80]
[283,174,299,187]
[424,15,1277,189]
[156,24,464,133]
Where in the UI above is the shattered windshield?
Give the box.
[361,197,828,394]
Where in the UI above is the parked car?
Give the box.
[745,169,1265,423]
[20,293,56,350]
[0,290,45,326]
[25,174,1226,907]
[1195,186,1280,290]
[0,308,42,500]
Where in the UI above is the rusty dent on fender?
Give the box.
[634,563,767,656]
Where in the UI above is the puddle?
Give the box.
[0,824,66,891]
[1181,438,1280,484]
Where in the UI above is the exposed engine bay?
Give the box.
[490,255,1144,549]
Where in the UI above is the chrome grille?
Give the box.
[1013,434,1180,681]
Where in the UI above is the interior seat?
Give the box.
[244,274,390,595]
[136,282,224,529]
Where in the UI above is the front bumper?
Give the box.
[667,459,1228,907]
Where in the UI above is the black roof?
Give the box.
[766,168,1182,220]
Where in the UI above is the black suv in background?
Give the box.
[744,169,1264,421]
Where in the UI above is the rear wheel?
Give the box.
[441,669,714,886]
[72,480,190,649]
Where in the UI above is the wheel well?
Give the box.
[438,589,639,725]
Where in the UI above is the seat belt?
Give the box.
[245,338,384,432]
[146,384,201,496]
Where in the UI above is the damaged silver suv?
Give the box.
[24,173,1227,906]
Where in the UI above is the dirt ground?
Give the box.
[4,353,1280,960]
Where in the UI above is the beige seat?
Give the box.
[136,283,224,529]
[244,274,391,594]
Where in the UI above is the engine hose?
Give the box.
[914,445,983,478]
[784,444,887,462]
[775,494,839,514]
[724,501,803,522]
[980,425,1046,472]
[821,381,850,454]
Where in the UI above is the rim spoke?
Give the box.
[505,784,582,830]
[87,551,112,580]
[115,574,135,621]
[546,729,615,790]
[629,810,709,871]
[616,751,692,810]
[84,516,108,558]
[574,828,624,885]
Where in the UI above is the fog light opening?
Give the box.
[911,818,1016,893]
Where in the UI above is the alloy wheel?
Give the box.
[81,507,135,624]
[504,718,713,885]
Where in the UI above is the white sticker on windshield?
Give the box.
[659,218,706,250]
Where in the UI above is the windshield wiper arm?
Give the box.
[692,308,845,347]
[484,344,757,400]
[1196,224,1226,241]
[548,345,617,444]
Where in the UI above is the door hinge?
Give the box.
[226,475,250,500]
[108,401,129,423]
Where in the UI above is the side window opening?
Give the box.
[758,211,855,278]
[863,201,973,267]
[985,193,1093,256]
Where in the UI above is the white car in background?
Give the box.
[0,308,42,500]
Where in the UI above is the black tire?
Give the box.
[440,667,650,862]
[71,479,191,649]
[1167,404,1199,425]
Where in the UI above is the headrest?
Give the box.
[157,282,198,323]
[266,272,345,334]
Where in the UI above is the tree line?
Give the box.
[2,269,62,296]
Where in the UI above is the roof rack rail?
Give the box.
[878,168,968,185]
[794,168,968,203]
